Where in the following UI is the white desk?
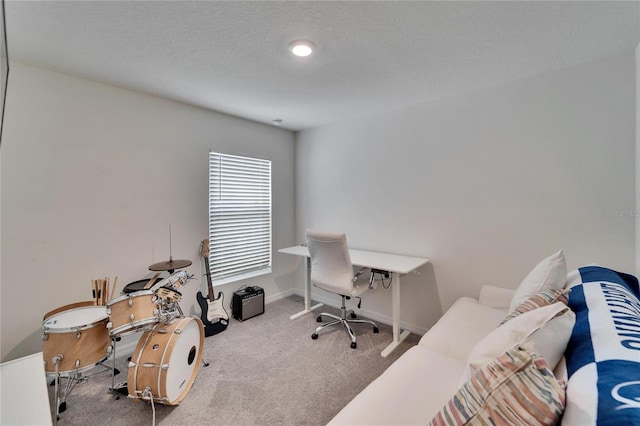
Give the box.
[278,245,430,357]
[0,352,53,425]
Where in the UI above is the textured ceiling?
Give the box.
[5,1,640,131]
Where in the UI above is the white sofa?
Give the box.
[329,261,640,426]
[328,285,514,425]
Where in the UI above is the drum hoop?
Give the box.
[164,317,203,403]
[107,290,156,305]
[44,354,110,377]
[129,320,159,395]
[43,307,108,333]
[109,317,159,337]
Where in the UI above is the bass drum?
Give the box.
[128,316,204,405]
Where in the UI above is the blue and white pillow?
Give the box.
[563,266,640,426]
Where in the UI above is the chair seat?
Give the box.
[314,280,370,299]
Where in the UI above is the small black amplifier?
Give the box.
[232,286,264,321]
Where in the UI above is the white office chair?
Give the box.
[306,229,379,349]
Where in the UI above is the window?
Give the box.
[208,151,272,283]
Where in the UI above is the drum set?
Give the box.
[42,269,205,423]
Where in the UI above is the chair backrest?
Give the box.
[305,229,354,296]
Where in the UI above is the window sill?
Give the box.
[213,268,272,287]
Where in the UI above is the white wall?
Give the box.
[636,43,640,276]
[1,62,296,361]
[296,53,637,333]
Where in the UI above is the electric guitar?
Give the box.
[196,239,229,337]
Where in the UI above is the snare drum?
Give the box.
[121,277,163,294]
[106,290,160,337]
[128,316,204,405]
[42,306,111,376]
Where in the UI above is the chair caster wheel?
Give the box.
[350,342,357,349]
[350,312,357,319]
[311,333,318,340]
[316,316,322,322]
[373,327,379,333]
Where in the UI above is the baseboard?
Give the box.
[113,287,300,360]
[293,288,429,337]
[113,287,427,359]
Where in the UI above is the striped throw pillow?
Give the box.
[430,346,566,426]
[500,288,570,325]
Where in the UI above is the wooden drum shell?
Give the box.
[106,291,159,337]
[127,316,204,405]
[42,306,111,375]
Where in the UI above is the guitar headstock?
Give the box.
[200,239,210,258]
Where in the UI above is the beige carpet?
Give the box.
[48,295,419,425]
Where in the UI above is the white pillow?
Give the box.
[462,302,575,382]
[509,249,567,311]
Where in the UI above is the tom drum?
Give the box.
[106,290,160,337]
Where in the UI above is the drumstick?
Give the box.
[109,276,118,301]
[144,272,160,290]
[102,279,107,305]
[92,279,98,305]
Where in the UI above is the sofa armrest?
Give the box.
[478,285,515,309]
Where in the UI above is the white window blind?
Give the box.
[208,152,272,282]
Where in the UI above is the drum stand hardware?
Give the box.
[49,345,119,424]
[109,336,128,398]
[51,355,88,425]
[141,386,158,426]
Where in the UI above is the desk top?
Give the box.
[278,245,429,274]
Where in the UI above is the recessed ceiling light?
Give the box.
[272,119,283,126]
[289,40,315,57]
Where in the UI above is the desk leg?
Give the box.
[381,272,411,357]
[290,256,323,320]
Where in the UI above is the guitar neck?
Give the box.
[204,257,215,302]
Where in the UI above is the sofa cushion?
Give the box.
[464,302,575,381]
[478,284,516,309]
[510,249,567,311]
[500,288,570,325]
[328,345,466,426]
[429,346,566,426]
[418,297,507,362]
[562,266,640,426]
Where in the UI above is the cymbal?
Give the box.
[148,259,192,272]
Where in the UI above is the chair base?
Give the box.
[311,296,379,349]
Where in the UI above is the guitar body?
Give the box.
[198,239,229,337]
[196,291,228,337]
